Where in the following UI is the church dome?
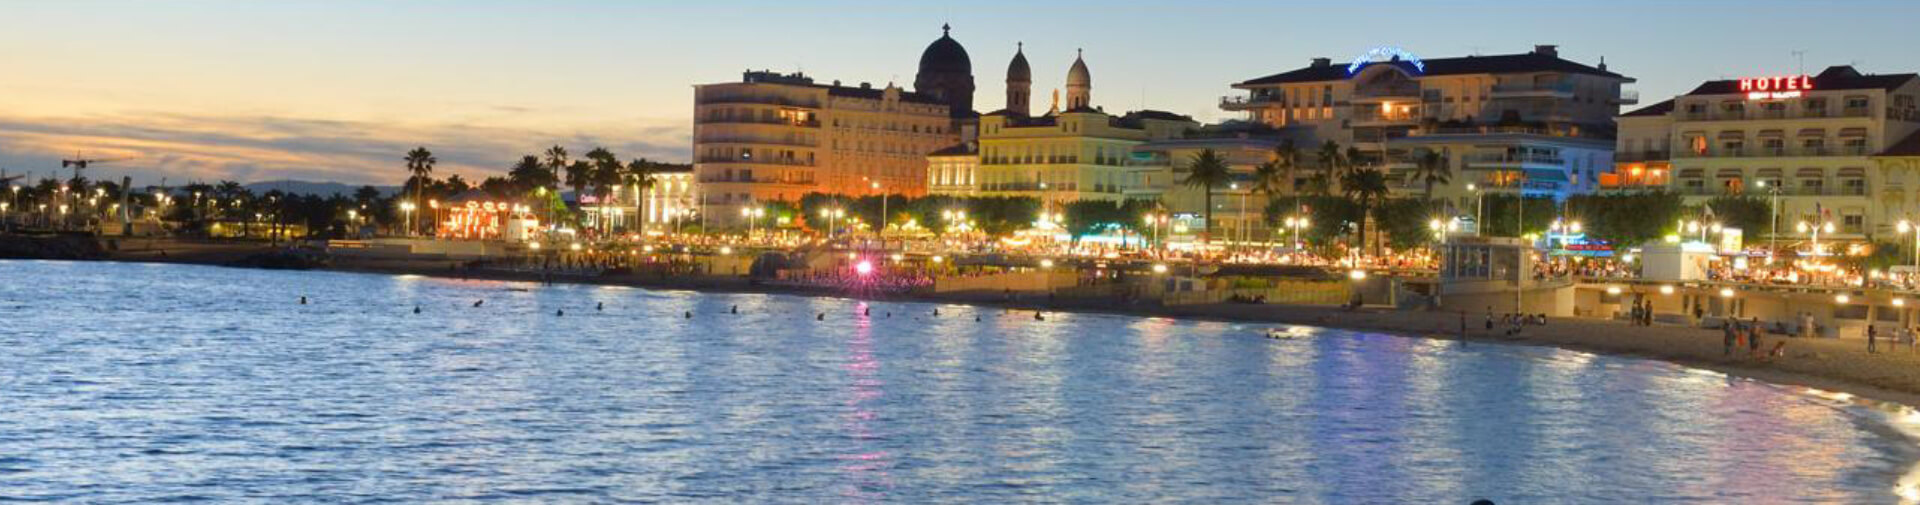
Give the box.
[1007,43,1031,83]
[918,24,972,76]
[1067,50,1090,87]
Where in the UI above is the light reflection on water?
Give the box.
[1,260,1918,504]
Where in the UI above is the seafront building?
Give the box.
[691,26,982,225]
[936,46,1197,210]
[1613,65,1920,242]
[1220,45,1636,215]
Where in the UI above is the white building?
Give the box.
[1616,65,1920,240]
[1222,45,1636,212]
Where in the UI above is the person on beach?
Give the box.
[1748,320,1763,358]
[1693,304,1704,327]
[1868,324,1879,353]
[1485,308,1494,332]
[1723,322,1736,356]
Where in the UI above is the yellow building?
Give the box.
[927,142,979,196]
[1130,137,1287,243]
[970,49,1194,208]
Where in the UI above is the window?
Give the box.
[1843,214,1864,233]
[1842,178,1866,196]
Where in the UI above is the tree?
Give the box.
[1411,149,1451,204]
[563,160,593,226]
[584,147,623,231]
[403,146,436,234]
[1695,195,1771,239]
[1181,149,1232,247]
[509,155,555,195]
[1251,149,1290,244]
[1062,199,1128,243]
[478,176,515,200]
[622,159,659,231]
[1340,167,1390,256]
[1564,191,1683,248]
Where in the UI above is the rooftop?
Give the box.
[1237,46,1627,87]
[1682,65,1917,96]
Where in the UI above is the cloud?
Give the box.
[0,111,690,186]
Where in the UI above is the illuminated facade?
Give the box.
[967,48,1196,207]
[1619,65,1920,240]
[1222,45,1635,212]
[644,165,696,229]
[693,26,983,225]
[1129,137,1285,241]
[926,142,979,196]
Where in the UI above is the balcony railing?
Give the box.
[697,175,816,185]
[697,96,821,108]
[1465,153,1565,166]
[695,137,818,148]
[695,117,821,128]
[1614,150,1670,162]
[1674,146,1872,158]
[1220,95,1282,109]
[695,156,816,167]
[1351,84,1422,99]
[1491,82,1575,95]
[1678,107,1871,122]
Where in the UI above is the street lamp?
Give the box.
[400,201,417,236]
[1900,219,1919,272]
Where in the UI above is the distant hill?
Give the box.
[244,180,399,198]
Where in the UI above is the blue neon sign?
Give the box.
[1347,46,1426,75]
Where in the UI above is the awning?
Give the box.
[1718,131,1746,139]
[1755,167,1784,177]
[1798,128,1825,137]
[1758,129,1785,138]
[1677,168,1705,178]
[1837,167,1866,177]
[1715,168,1744,178]
[1841,127,1869,137]
[1797,167,1826,177]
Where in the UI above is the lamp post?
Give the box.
[1757,180,1780,256]
[1900,219,1920,272]
[400,201,417,237]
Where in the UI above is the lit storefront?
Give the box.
[437,200,538,241]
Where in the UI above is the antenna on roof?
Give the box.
[1791,50,1805,74]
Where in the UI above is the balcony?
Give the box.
[696,156,816,167]
[1678,107,1872,122]
[1351,84,1422,101]
[1465,153,1565,167]
[1613,90,1640,105]
[1220,94,1281,110]
[1614,150,1670,162]
[695,117,821,128]
[1673,146,1872,158]
[1491,82,1575,98]
[697,96,821,108]
[697,174,815,185]
[696,137,818,148]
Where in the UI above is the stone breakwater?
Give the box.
[0,234,105,260]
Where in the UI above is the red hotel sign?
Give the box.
[1740,75,1813,100]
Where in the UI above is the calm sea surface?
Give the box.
[4,260,1920,504]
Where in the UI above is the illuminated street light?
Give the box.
[1659,285,1675,295]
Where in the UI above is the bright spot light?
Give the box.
[569,243,582,251]
[1039,259,1055,269]
[1606,286,1622,295]
[1152,264,1168,274]
[720,246,732,255]
[1719,288,1734,298]
[854,260,873,275]
[1660,285,1674,295]
[931,255,944,263]
[1896,298,1907,307]
[1836,294,1851,304]
[1349,269,1368,280]
[890,253,904,262]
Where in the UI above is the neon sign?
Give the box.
[1739,74,1813,100]
[1347,46,1425,75]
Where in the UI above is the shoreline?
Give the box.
[58,246,1920,409]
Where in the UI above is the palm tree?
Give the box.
[1251,156,1288,246]
[508,155,553,195]
[1411,149,1452,205]
[563,160,593,226]
[1341,168,1391,258]
[625,158,659,233]
[403,146,436,235]
[583,147,624,231]
[1181,149,1232,247]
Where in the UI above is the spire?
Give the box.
[1006,42,1032,117]
[1066,49,1091,110]
[942,23,950,36]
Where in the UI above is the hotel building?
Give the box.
[691,26,978,225]
[1221,45,1635,214]
[1616,65,1920,240]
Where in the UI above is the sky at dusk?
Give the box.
[3,0,1916,187]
